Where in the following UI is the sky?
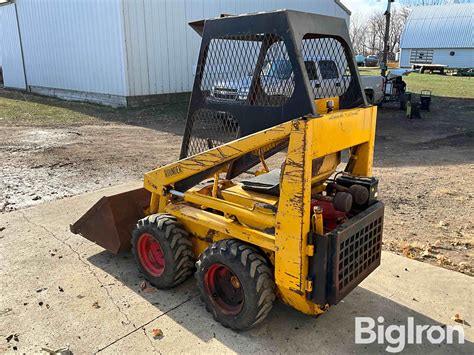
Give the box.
[342,0,473,15]
[341,0,401,16]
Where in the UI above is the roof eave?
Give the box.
[335,0,351,16]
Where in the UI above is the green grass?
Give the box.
[358,67,474,99]
[0,92,99,125]
[403,74,473,99]
[0,89,188,126]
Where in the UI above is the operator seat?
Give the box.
[241,169,281,196]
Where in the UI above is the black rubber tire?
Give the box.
[196,239,276,330]
[365,89,374,105]
[131,214,194,289]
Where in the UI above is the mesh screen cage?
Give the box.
[180,10,367,179]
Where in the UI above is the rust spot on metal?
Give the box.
[205,229,217,242]
[289,287,304,296]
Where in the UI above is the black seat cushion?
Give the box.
[241,169,281,196]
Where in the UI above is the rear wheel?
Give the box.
[196,239,276,330]
[132,214,194,288]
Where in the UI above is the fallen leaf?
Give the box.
[139,280,148,290]
[402,246,412,258]
[152,328,163,338]
[452,313,464,324]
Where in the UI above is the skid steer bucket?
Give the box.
[70,188,151,254]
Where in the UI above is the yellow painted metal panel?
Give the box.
[165,204,275,252]
[274,119,313,293]
[144,121,293,196]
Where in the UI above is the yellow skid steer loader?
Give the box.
[71,10,384,330]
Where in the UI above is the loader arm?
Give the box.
[144,105,376,219]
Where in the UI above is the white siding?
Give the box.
[1,0,349,102]
[432,48,473,69]
[15,0,128,96]
[400,48,473,68]
[123,0,350,96]
[0,4,26,89]
[400,49,410,68]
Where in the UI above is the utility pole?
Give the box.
[381,0,395,77]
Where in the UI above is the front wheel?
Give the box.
[196,239,276,330]
[131,214,194,289]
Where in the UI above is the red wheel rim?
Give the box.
[137,233,165,277]
[205,263,244,315]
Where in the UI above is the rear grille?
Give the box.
[310,201,384,306]
[329,202,384,304]
[212,88,238,100]
[337,215,383,290]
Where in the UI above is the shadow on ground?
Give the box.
[88,250,472,353]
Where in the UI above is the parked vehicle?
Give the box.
[209,55,412,107]
[355,54,365,66]
[209,57,349,103]
[361,69,413,105]
[360,75,385,104]
[365,55,379,67]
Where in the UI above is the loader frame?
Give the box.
[143,105,378,314]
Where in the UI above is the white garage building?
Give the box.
[0,0,350,107]
[399,3,473,69]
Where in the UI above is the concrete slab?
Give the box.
[1,183,473,353]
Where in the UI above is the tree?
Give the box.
[350,8,411,58]
[349,15,368,54]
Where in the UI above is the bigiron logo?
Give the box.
[355,316,465,353]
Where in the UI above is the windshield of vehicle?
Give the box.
[261,60,293,80]
[305,61,318,80]
[318,60,339,80]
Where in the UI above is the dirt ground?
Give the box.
[1,89,473,276]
